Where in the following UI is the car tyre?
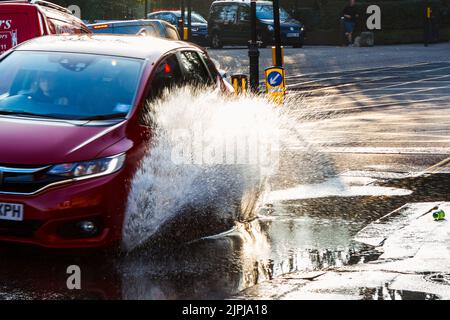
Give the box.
[210,32,223,49]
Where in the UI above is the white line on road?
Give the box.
[287,146,450,155]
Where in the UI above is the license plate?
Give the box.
[0,202,24,222]
[287,33,300,38]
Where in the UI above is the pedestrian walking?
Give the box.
[342,0,358,46]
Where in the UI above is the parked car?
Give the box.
[0,0,90,55]
[147,10,208,45]
[0,35,233,249]
[208,0,305,48]
[88,19,180,40]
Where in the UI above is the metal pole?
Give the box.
[248,0,260,92]
[180,0,185,37]
[272,0,282,66]
[187,0,192,41]
[144,0,148,19]
[425,5,432,47]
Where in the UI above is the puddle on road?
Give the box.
[0,195,389,300]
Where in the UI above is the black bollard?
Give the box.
[248,0,260,93]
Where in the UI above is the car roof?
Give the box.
[12,34,199,60]
[149,10,200,15]
[212,0,273,5]
[88,19,165,28]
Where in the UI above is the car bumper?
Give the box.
[190,33,208,44]
[0,172,127,249]
[268,31,305,45]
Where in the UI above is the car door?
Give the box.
[219,4,238,43]
[236,4,251,44]
[177,50,214,87]
[140,53,184,127]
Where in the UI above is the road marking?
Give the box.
[417,156,450,176]
[287,146,450,155]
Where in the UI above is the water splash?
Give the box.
[122,87,282,251]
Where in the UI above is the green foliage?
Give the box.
[53,0,146,21]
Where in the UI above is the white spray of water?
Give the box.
[122,87,283,251]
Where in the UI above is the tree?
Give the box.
[53,0,145,21]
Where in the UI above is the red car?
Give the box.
[0,0,90,55]
[0,35,232,249]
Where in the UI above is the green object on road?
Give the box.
[433,210,446,221]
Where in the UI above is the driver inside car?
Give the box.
[29,73,69,106]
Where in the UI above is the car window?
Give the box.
[141,54,183,125]
[160,13,178,25]
[178,51,212,87]
[210,5,224,21]
[182,12,207,24]
[0,51,143,120]
[238,5,250,22]
[148,54,183,100]
[199,52,220,84]
[256,5,291,20]
[113,24,140,34]
[165,25,180,40]
[211,4,238,22]
[219,5,238,23]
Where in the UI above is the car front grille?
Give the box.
[0,165,66,195]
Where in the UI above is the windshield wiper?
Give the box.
[76,113,128,121]
[0,110,64,120]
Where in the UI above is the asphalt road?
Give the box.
[233,50,450,299]
[0,45,449,300]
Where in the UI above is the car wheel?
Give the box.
[293,36,304,48]
[210,33,223,49]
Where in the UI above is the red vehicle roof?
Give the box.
[13,34,202,59]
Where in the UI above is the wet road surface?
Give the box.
[1,60,450,300]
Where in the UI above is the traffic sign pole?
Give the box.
[180,0,185,37]
[273,0,283,67]
[187,0,192,41]
[248,0,260,93]
[144,0,148,19]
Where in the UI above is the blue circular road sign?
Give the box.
[267,71,284,87]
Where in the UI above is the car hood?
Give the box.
[187,22,208,28]
[259,19,302,27]
[0,117,127,166]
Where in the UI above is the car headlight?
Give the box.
[267,25,274,32]
[48,154,126,179]
[191,27,199,32]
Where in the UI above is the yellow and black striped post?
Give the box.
[272,46,284,66]
[231,74,248,96]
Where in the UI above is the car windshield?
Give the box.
[0,51,144,121]
[179,12,207,24]
[256,5,291,20]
